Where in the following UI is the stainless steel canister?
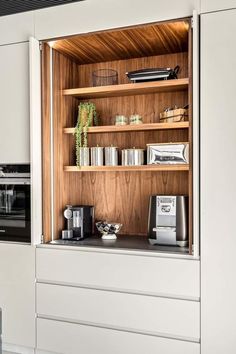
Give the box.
[105,146,118,166]
[122,148,144,166]
[78,147,90,166]
[91,146,104,166]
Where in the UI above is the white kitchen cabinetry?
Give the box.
[36,247,200,299]
[0,42,30,164]
[37,318,200,354]
[0,12,34,45]
[0,243,35,349]
[37,283,200,341]
[201,0,236,13]
[201,9,236,354]
[34,0,200,40]
[36,247,200,353]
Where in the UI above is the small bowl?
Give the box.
[96,221,122,240]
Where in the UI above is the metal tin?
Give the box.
[78,147,90,166]
[105,146,118,166]
[115,115,128,126]
[129,114,143,125]
[91,146,104,166]
[147,143,189,165]
[122,148,144,166]
[62,229,73,240]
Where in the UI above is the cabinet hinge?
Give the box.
[191,17,194,28]
[41,234,44,243]
[39,42,43,51]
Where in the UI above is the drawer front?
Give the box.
[37,283,200,341]
[36,248,200,299]
[37,318,200,354]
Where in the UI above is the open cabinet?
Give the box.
[39,15,199,256]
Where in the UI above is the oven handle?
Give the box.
[0,178,31,185]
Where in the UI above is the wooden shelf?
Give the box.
[64,165,189,172]
[64,121,189,134]
[62,78,189,99]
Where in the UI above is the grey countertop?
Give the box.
[49,235,189,255]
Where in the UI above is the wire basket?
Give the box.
[92,69,118,87]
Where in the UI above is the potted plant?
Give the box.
[75,102,98,166]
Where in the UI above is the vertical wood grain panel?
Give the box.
[50,50,190,238]
[53,50,79,240]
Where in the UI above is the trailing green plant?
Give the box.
[75,102,98,166]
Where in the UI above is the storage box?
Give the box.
[147,143,189,165]
[160,108,188,123]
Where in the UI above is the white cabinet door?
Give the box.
[0,42,30,163]
[0,12,34,45]
[201,0,236,13]
[29,37,42,245]
[34,0,200,40]
[37,318,200,354]
[201,9,236,354]
[0,243,35,348]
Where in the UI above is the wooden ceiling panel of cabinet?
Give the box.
[52,20,190,65]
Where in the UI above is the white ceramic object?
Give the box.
[101,234,117,240]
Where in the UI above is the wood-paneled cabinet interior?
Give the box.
[0,42,30,163]
[41,18,196,255]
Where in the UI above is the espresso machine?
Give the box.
[62,205,94,240]
[148,195,188,247]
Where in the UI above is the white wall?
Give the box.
[35,0,200,40]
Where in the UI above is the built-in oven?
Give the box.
[0,165,31,243]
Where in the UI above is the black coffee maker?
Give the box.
[63,205,94,240]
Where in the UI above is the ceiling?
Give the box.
[53,20,190,65]
[0,0,84,16]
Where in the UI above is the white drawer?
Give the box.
[36,248,200,299]
[37,318,200,354]
[37,283,200,341]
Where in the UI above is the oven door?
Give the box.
[0,179,31,243]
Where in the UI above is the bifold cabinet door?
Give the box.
[0,42,30,163]
[201,9,236,354]
[29,37,42,245]
[37,318,200,354]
